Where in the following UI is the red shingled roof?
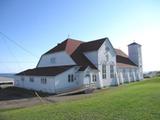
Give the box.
[44,38,82,55]
[17,38,139,76]
[44,38,106,70]
[17,38,106,76]
[44,38,106,55]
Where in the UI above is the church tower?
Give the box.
[128,42,143,80]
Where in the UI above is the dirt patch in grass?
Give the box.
[0,87,94,110]
[0,87,51,101]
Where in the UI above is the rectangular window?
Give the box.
[123,69,126,79]
[29,77,34,82]
[41,78,47,84]
[130,69,134,80]
[130,69,132,78]
[71,75,74,82]
[106,54,109,62]
[68,75,71,82]
[105,46,110,52]
[50,57,56,64]
[102,65,106,79]
[21,76,24,81]
[68,74,74,83]
[92,74,97,82]
[110,65,114,78]
[92,75,94,82]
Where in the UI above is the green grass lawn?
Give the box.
[0,77,160,120]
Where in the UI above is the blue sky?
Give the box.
[0,0,160,73]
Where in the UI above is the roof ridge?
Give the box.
[67,38,84,43]
[37,65,76,69]
[64,38,83,50]
[128,42,141,46]
[84,37,107,44]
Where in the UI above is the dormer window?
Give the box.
[50,57,56,64]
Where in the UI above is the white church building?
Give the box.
[15,37,143,93]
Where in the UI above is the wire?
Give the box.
[0,32,39,58]
[1,35,24,72]
[0,36,13,72]
[0,32,39,74]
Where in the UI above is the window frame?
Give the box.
[21,76,24,81]
[102,64,107,79]
[50,57,56,64]
[41,77,47,84]
[110,65,114,78]
[68,74,74,83]
[106,53,109,62]
[71,74,74,82]
[92,74,97,82]
[29,77,34,82]
[68,75,71,82]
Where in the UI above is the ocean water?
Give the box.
[0,73,15,78]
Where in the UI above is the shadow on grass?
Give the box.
[0,87,54,101]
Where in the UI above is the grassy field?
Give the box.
[0,77,160,120]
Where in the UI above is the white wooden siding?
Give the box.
[37,51,76,67]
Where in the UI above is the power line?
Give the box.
[1,35,24,72]
[0,32,39,58]
[0,32,39,73]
